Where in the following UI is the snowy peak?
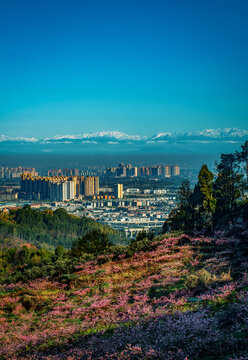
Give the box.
[43,131,145,142]
[43,135,83,142]
[0,135,38,143]
[80,131,144,141]
[187,128,248,139]
[151,128,248,141]
[150,132,176,140]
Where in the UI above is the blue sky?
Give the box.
[0,0,248,138]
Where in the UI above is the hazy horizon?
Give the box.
[0,151,227,172]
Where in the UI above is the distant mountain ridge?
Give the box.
[43,131,144,143]
[0,128,247,155]
[0,135,39,143]
[1,128,247,144]
[150,128,248,142]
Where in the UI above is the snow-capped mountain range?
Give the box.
[43,131,144,142]
[0,135,39,143]
[150,128,248,141]
[1,128,247,144]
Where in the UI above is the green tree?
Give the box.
[55,245,65,259]
[164,180,195,233]
[236,140,248,185]
[214,153,243,224]
[71,229,113,256]
[15,246,32,266]
[198,165,216,234]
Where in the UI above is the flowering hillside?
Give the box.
[1,234,248,359]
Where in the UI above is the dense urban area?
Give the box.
[0,162,192,238]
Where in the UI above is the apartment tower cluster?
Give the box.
[0,166,38,179]
[47,168,79,177]
[21,174,99,201]
[106,164,180,177]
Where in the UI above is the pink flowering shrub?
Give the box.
[0,235,247,359]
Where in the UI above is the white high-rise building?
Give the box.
[50,180,74,201]
[50,182,64,201]
[67,180,75,200]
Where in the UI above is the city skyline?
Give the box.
[1,0,248,138]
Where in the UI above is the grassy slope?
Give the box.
[1,234,248,359]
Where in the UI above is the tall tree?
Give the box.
[178,180,192,208]
[163,180,194,233]
[214,153,243,224]
[71,229,113,256]
[236,140,248,185]
[198,165,216,234]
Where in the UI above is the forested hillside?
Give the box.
[0,206,121,250]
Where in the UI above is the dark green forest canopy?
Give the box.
[0,206,121,250]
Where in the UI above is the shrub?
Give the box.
[148,285,167,299]
[129,238,151,254]
[185,269,212,289]
[71,230,113,256]
[4,301,16,313]
[220,269,232,282]
[196,269,212,285]
[21,295,36,310]
[104,245,129,260]
[55,245,65,259]
[185,274,199,289]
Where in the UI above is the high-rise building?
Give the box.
[117,166,126,177]
[49,180,75,201]
[172,165,180,176]
[114,184,123,199]
[79,176,85,196]
[84,176,95,196]
[67,180,75,200]
[131,167,138,177]
[151,166,162,176]
[94,176,99,195]
[48,169,62,176]
[50,181,66,201]
[162,165,171,177]
[73,169,79,176]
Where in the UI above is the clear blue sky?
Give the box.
[0,0,247,137]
